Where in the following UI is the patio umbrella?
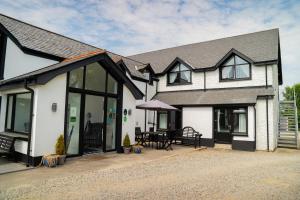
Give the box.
[136,99,179,130]
[136,99,179,111]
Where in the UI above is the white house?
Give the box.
[0,14,282,165]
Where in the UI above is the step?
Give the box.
[278,140,297,145]
[278,143,297,149]
[279,133,297,136]
[278,136,297,140]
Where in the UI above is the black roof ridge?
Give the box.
[0,13,102,52]
[129,28,279,57]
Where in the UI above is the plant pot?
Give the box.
[133,145,143,154]
[57,155,66,165]
[123,147,131,154]
[42,154,58,167]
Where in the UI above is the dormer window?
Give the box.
[220,55,250,81]
[167,63,191,85]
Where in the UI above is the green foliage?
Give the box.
[283,83,300,128]
[55,134,65,155]
[123,133,131,147]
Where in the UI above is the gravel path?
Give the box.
[0,148,300,200]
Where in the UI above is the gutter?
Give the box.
[24,79,34,167]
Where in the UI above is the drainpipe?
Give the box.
[254,106,257,150]
[144,82,147,132]
[24,79,34,167]
[266,96,269,152]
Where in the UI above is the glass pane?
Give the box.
[84,95,104,152]
[107,74,118,94]
[180,63,189,71]
[6,95,14,129]
[235,56,247,65]
[234,112,247,133]
[221,66,234,79]
[14,93,31,133]
[236,64,250,79]
[171,64,180,72]
[85,62,106,92]
[159,112,168,129]
[66,93,81,155]
[69,67,84,88]
[224,57,234,65]
[169,72,179,84]
[217,109,230,132]
[106,98,117,150]
[180,71,191,83]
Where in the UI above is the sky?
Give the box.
[0,0,299,91]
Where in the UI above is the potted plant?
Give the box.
[55,134,66,165]
[41,154,58,167]
[132,144,143,154]
[123,133,131,154]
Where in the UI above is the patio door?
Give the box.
[214,107,247,143]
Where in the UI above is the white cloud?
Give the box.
[0,0,299,89]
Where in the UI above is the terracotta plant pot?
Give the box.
[57,155,66,165]
[42,154,58,167]
[123,147,131,154]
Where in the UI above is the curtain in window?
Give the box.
[169,73,177,83]
[236,64,249,79]
[238,113,246,132]
[222,66,234,79]
[180,71,190,82]
[159,113,167,129]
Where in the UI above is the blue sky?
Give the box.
[0,0,299,90]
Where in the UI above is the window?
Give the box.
[167,63,191,85]
[69,67,84,88]
[6,93,32,133]
[220,55,250,80]
[157,111,168,130]
[233,108,247,135]
[85,62,106,92]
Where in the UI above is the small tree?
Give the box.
[55,134,65,155]
[123,134,131,148]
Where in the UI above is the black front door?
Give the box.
[214,108,233,143]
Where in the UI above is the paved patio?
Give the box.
[0,146,300,200]
[0,157,32,175]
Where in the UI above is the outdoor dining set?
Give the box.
[135,126,202,150]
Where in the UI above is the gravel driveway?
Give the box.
[0,147,300,200]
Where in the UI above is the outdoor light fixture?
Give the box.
[51,103,57,112]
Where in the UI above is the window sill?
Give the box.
[167,82,192,86]
[219,78,251,82]
[232,133,248,137]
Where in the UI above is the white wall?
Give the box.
[31,74,67,156]
[182,107,213,139]
[256,98,276,151]
[122,85,136,145]
[157,64,274,92]
[4,38,58,79]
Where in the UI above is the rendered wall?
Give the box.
[182,107,213,139]
[122,85,136,144]
[31,74,67,157]
[4,38,58,79]
[157,64,274,92]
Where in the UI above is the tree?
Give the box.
[283,83,300,128]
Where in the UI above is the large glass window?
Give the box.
[157,111,168,130]
[69,67,84,88]
[106,98,117,150]
[167,63,191,85]
[107,74,118,94]
[5,93,32,133]
[220,55,250,80]
[233,108,247,134]
[85,62,106,92]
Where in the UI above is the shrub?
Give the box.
[55,134,65,155]
[123,134,131,148]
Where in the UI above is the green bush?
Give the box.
[55,134,65,155]
[123,134,131,148]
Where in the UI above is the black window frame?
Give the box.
[157,111,169,130]
[5,92,32,135]
[219,55,251,82]
[167,63,192,86]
